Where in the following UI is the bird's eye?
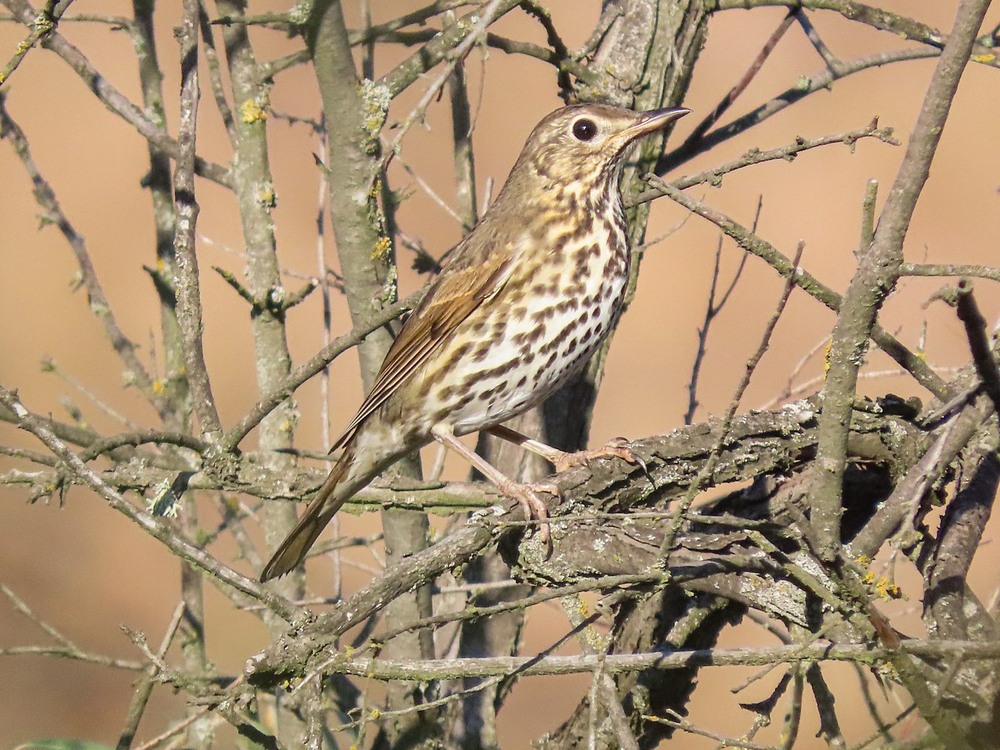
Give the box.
[572,118,597,141]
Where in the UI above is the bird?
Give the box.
[260,102,689,582]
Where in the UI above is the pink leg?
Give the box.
[487,424,644,474]
[432,424,553,545]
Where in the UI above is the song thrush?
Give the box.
[261,103,689,582]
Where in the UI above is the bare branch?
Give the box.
[171,1,220,443]
[0,385,297,621]
[0,0,57,85]
[252,638,1000,682]
[377,0,522,98]
[955,279,1000,413]
[0,94,172,420]
[652,180,950,399]
[811,0,991,561]
[640,120,899,196]
[116,601,186,750]
[660,10,796,170]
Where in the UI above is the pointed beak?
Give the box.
[617,106,690,142]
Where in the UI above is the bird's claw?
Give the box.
[551,437,646,474]
[601,437,648,473]
[500,480,557,549]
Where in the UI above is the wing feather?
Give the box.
[330,236,516,452]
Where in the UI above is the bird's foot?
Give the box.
[495,478,557,547]
[486,426,644,475]
[549,437,645,474]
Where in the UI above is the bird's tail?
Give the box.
[260,441,357,582]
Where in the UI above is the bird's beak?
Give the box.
[617,107,690,142]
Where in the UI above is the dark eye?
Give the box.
[572,118,597,141]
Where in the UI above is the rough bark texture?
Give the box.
[307,2,435,744]
[3,0,1000,747]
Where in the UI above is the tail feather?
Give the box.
[260,443,355,582]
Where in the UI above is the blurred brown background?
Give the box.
[1,1,998,746]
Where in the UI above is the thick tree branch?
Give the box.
[811,0,991,561]
[253,638,1000,682]
[171,5,221,443]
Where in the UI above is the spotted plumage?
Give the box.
[261,103,689,582]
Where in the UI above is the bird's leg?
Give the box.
[487,424,645,474]
[431,424,553,545]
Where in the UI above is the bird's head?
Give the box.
[503,103,689,199]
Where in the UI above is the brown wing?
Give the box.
[330,232,518,452]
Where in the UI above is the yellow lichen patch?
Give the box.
[874,576,901,600]
[862,570,901,600]
[240,96,268,124]
[359,78,391,136]
[257,185,277,208]
[371,235,392,263]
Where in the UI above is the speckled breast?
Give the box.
[412,196,631,437]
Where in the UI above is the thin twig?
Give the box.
[902,263,1000,282]
[220,291,417,452]
[448,50,478,231]
[0,444,57,466]
[658,47,937,173]
[2,0,230,184]
[684,198,757,424]
[795,8,842,74]
[0,583,145,670]
[286,638,1000,681]
[642,120,899,198]
[780,665,804,750]
[659,241,805,560]
[847,704,918,750]
[43,359,140,430]
[0,95,170,420]
[662,10,796,170]
[955,278,1000,413]
[132,705,216,750]
[0,0,57,85]
[653,180,949,400]
[648,709,778,750]
[380,0,507,171]
[0,386,297,620]
[377,0,521,98]
[196,0,236,145]
[116,601,186,750]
